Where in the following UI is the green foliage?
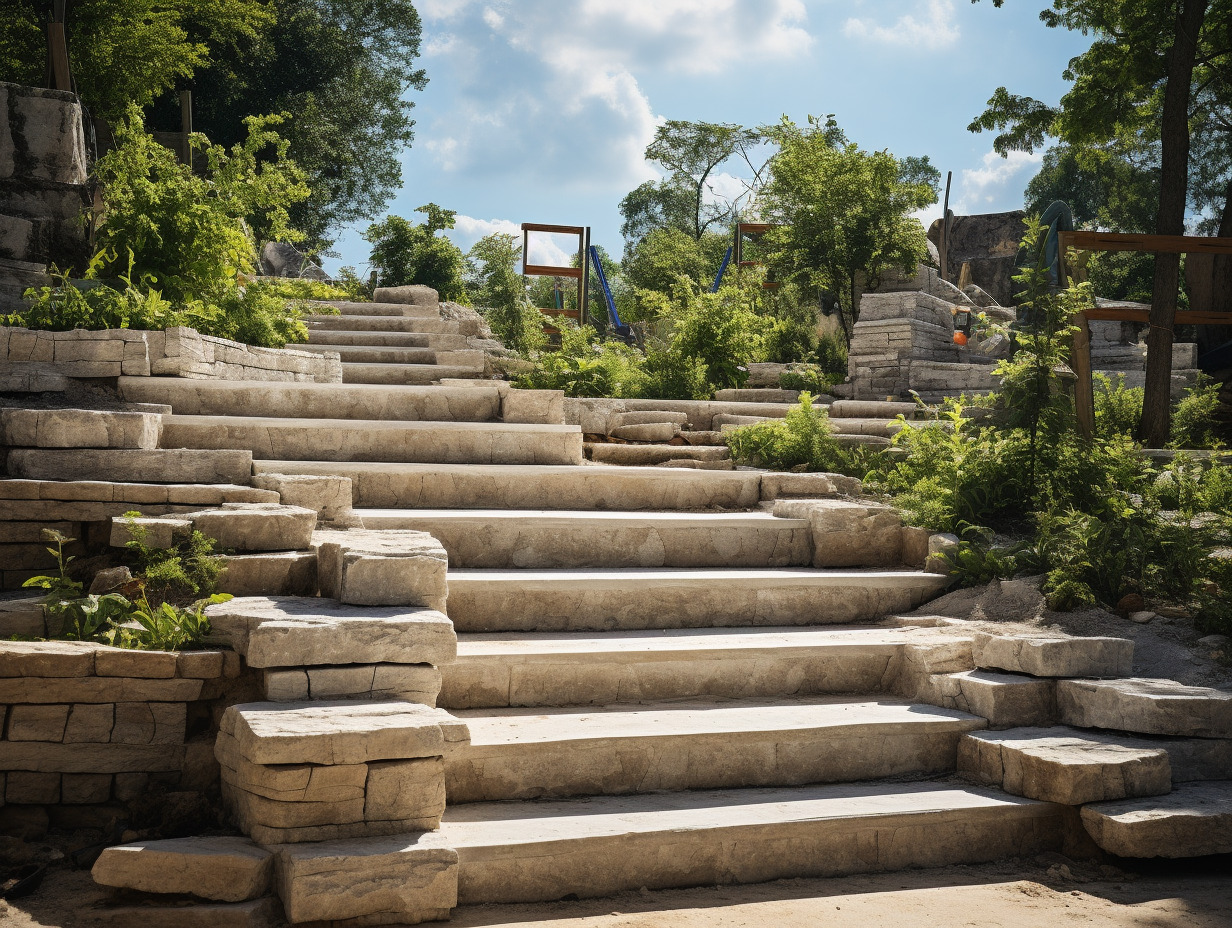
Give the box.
[517,328,649,399]
[1094,373,1145,440]
[118,593,226,652]
[1086,251,1158,304]
[121,512,225,604]
[364,205,467,301]
[621,229,728,315]
[466,233,546,354]
[942,525,1037,587]
[254,276,368,303]
[779,364,841,395]
[758,116,938,336]
[725,395,853,474]
[1171,376,1224,450]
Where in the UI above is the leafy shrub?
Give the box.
[725,394,851,473]
[1171,376,1224,450]
[120,512,225,604]
[467,233,547,353]
[814,332,849,380]
[780,364,841,394]
[365,204,468,301]
[1094,373,1144,439]
[762,315,818,364]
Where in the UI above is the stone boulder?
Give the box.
[928,210,1027,306]
[259,242,328,280]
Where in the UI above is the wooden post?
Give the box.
[46,0,71,91]
[580,227,591,327]
[1057,236,1095,439]
[939,171,952,281]
[179,90,193,166]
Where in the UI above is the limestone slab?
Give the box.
[250,473,354,522]
[187,504,317,552]
[364,757,446,823]
[0,408,161,449]
[912,670,1057,728]
[1080,781,1232,857]
[218,551,318,597]
[91,897,282,928]
[361,509,812,570]
[973,632,1134,678]
[274,832,458,925]
[958,727,1172,805]
[1058,678,1232,738]
[205,596,455,668]
[446,697,984,802]
[0,640,98,677]
[313,529,447,609]
[444,568,949,633]
[215,730,367,802]
[772,499,903,568]
[6,448,254,485]
[0,741,184,773]
[92,836,273,902]
[219,700,467,766]
[441,783,1061,904]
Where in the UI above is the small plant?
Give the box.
[22,529,83,602]
[114,593,227,652]
[120,512,224,604]
[1171,375,1224,450]
[725,394,852,473]
[779,364,841,395]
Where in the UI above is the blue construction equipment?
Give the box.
[589,245,630,339]
[711,246,733,292]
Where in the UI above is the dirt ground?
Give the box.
[3,855,1230,927]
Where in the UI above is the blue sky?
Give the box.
[324,0,1092,275]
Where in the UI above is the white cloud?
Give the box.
[447,215,575,268]
[843,0,959,50]
[955,149,1043,213]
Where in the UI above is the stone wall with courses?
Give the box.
[1,325,342,382]
[0,639,261,841]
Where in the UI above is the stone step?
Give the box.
[586,443,731,466]
[829,400,926,420]
[307,315,460,334]
[958,727,1173,805]
[322,300,441,318]
[714,388,801,403]
[118,377,502,422]
[252,462,850,511]
[440,625,933,709]
[159,416,583,466]
[296,343,439,364]
[6,448,253,484]
[440,782,1062,904]
[446,697,985,802]
[1080,781,1232,858]
[444,568,950,633]
[307,329,470,350]
[358,509,811,569]
[1057,678,1232,738]
[341,361,485,385]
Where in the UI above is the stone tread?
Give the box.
[1080,781,1232,858]
[296,343,439,363]
[307,330,469,350]
[440,782,1062,903]
[341,362,486,386]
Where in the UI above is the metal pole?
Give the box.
[580,227,591,327]
[939,171,952,282]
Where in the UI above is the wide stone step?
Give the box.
[357,509,812,569]
[586,443,732,466]
[342,361,485,386]
[117,377,501,422]
[444,568,950,633]
[830,400,927,419]
[296,343,439,364]
[1080,781,1232,857]
[440,782,1063,904]
[446,697,986,802]
[159,416,583,466]
[253,462,775,510]
[440,625,930,709]
[6,448,252,484]
[322,300,441,318]
[307,315,460,334]
[307,329,470,350]
[1057,678,1232,739]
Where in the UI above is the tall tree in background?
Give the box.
[364,204,467,301]
[971,0,1232,445]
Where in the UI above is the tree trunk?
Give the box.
[1139,0,1208,446]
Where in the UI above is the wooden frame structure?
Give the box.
[1058,230,1232,438]
[733,222,779,289]
[521,223,590,326]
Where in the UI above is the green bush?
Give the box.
[467,233,547,354]
[780,363,842,394]
[725,394,852,474]
[1094,373,1144,439]
[1171,376,1224,450]
[365,204,468,301]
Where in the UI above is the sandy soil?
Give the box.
[3,856,1230,928]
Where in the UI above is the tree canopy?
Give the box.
[363,204,467,301]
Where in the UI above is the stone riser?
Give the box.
[359,510,814,569]
[586,444,731,466]
[341,362,485,386]
[444,700,984,802]
[444,569,948,633]
[442,784,1063,904]
[307,330,470,350]
[117,377,502,423]
[256,462,766,511]
[307,315,461,334]
[297,343,439,364]
[323,301,442,318]
[440,629,909,709]
[159,416,584,466]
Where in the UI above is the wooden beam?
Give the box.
[1083,306,1232,325]
[523,264,583,280]
[521,223,585,235]
[1072,312,1095,440]
[1059,230,1232,256]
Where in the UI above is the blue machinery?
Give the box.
[588,245,630,339]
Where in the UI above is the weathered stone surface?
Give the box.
[110,702,187,744]
[219,700,467,766]
[1081,781,1232,857]
[274,832,458,925]
[900,526,930,568]
[608,422,681,443]
[109,516,192,550]
[6,448,254,485]
[0,408,161,450]
[0,640,98,677]
[205,596,455,669]
[0,741,185,773]
[94,647,178,679]
[364,757,446,824]
[187,504,318,553]
[6,704,70,741]
[504,389,565,425]
[0,597,45,637]
[958,727,1172,805]
[0,675,202,704]
[773,499,903,568]
[372,284,440,306]
[63,703,115,743]
[912,670,1057,728]
[266,664,441,704]
[61,772,113,803]
[250,473,355,523]
[260,241,328,280]
[92,836,273,902]
[92,896,283,928]
[973,632,1134,678]
[1058,678,1232,738]
[176,650,226,679]
[89,566,134,594]
[313,529,447,610]
[215,731,366,802]
[218,551,318,597]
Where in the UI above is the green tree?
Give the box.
[970,0,1232,445]
[618,180,697,244]
[465,232,545,354]
[364,204,467,301]
[0,0,268,118]
[757,116,938,339]
[621,228,728,303]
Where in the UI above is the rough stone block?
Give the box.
[177,650,225,679]
[773,498,903,567]
[0,640,97,677]
[7,704,70,741]
[92,897,283,928]
[363,757,446,824]
[0,597,46,638]
[900,526,930,568]
[63,703,115,743]
[109,516,192,550]
[218,551,318,597]
[504,388,565,425]
[110,702,187,745]
[6,448,254,485]
[215,731,367,803]
[250,473,355,523]
[609,422,680,442]
[958,727,1172,805]
[759,471,861,501]
[187,503,317,553]
[919,670,1056,728]
[372,284,440,306]
[60,773,113,803]
[274,833,458,925]
[974,632,1134,678]
[313,529,448,610]
[6,770,60,803]
[1058,678,1232,738]
[1081,781,1232,857]
[0,408,161,450]
[94,648,178,679]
